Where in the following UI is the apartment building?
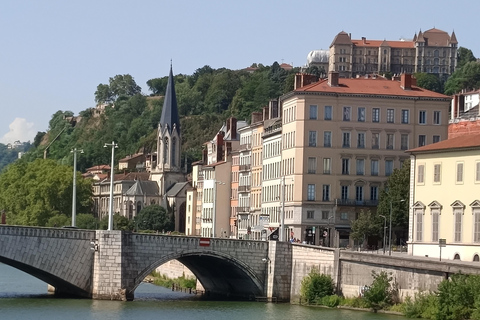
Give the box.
[329,28,457,80]
[278,72,451,246]
[407,133,480,261]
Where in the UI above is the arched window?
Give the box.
[474,254,479,262]
[454,254,461,260]
[163,137,169,164]
[172,137,177,167]
[136,201,142,215]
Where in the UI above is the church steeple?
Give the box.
[159,64,180,135]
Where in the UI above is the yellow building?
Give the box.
[408,133,480,261]
[279,72,450,246]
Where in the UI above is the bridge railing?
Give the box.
[0,225,96,240]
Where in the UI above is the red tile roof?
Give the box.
[351,39,414,48]
[295,77,450,99]
[408,133,480,154]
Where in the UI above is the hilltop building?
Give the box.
[328,28,457,80]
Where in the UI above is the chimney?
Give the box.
[362,37,366,44]
[230,117,237,140]
[216,133,224,162]
[262,106,270,121]
[400,73,412,90]
[294,73,318,89]
[226,118,230,133]
[328,71,339,87]
[270,99,279,118]
[252,111,263,124]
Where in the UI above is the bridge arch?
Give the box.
[127,250,265,299]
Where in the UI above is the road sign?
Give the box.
[439,239,446,247]
[199,238,210,247]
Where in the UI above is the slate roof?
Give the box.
[125,180,159,196]
[165,182,189,197]
[159,65,180,134]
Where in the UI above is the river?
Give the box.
[0,263,401,320]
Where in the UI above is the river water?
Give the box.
[0,263,401,320]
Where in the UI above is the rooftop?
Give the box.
[408,133,480,154]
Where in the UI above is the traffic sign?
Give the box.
[199,238,210,247]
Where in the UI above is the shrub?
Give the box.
[402,292,438,319]
[300,268,335,304]
[319,295,341,307]
[363,271,395,311]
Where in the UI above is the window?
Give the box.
[357,132,365,148]
[323,131,332,147]
[401,134,409,150]
[355,186,363,202]
[433,111,441,125]
[356,159,365,175]
[454,210,462,242]
[307,184,316,201]
[385,160,393,176]
[342,158,350,175]
[433,164,441,183]
[358,107,365,122]
[341,212,348,220]
[309,105,318,120]
[433,135,440,143]
[322,185,330,201]
[416,209,423,241]
[307,210,314,219]
[323,158,331,174]
[372,132,380,149]
[372,108,380,122]
[386,133,394,149]
[419,110,426,124]
[370,186,378,200]
[324,106,332,120]
[417,165,425,183]
[401,109,409,124]
[308,131,317,147]
[474,209,480,243]
[432,210,439,242]
[308,157,316,174]
[418,135,426,147]
[371,159,379,176]
[341,186,349,200]
[456,162,463,183]
[477,162,480,182]
[387,109,394,123]
[343,106,351,121]
[342,132,351,148]
[322,211,329,220]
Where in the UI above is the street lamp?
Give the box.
[71,148,84,227]
[379,214,387,254]
[212,179,225,238]
[104,141,118,231]
[389,199,405,256]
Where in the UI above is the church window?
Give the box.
[164,137,169,164]
[172,137,177,166]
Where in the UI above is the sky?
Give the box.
[1,0,479,144]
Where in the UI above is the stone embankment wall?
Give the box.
[156,259,195,279]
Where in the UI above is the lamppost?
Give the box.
[71,148,84,227]
[389,199,405,256]
[379,214,387,254]
[212,179,225,238]
[104,141,118,231]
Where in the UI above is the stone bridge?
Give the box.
[0,226,292,301]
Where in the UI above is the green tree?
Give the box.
[300,268,335,304]
[0,159,92,226]
[136,204,173,232]
[99,213,131,231]
[376,160,410,245]
[76,213,99,229]
[146,76,168,95]
[444,61,480,95]
[350,210,383,245]
[46,214,70,227]
[415,72,443,93]
[94,83,113,103]
[457,47,476,69]
[363,271,395,311]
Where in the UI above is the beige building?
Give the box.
[408,133,480,261]
[278,72,451,246]
[329,28,458,80]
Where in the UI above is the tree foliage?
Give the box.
[0,159,92,226]
[444,61,480,95]
[457,47,476,70]
[136,204,173,232]
[95,74,142,103]
[363,271,396,311]
[350,209,383,243]
[300,268,335,304]
[415,72,443,93]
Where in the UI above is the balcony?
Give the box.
[335,199,379,207]
[237,207,250,214]
[238,185,251,193]
[239,143,251,151]
[239,164,251,172]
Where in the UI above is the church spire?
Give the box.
[159,64,180,135]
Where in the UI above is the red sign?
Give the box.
[199,238,210,247]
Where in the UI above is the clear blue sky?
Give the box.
[1,0,478,144]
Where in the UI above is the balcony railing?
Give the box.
[239,143,251,151]
[335,199,379,207]
[237,207,250,214]
[239,164,251,172]
[238,185,251,193]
